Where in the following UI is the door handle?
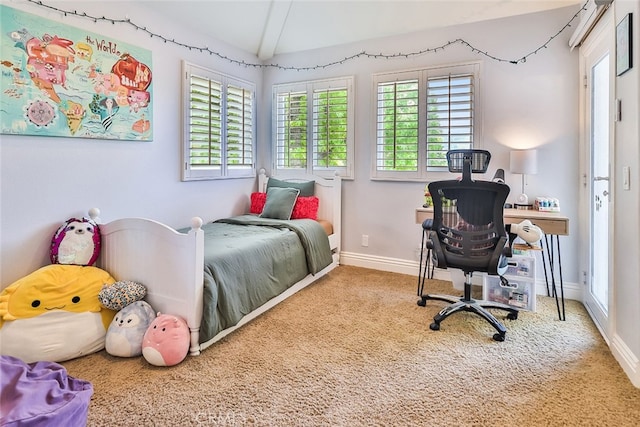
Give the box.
[593,176,609,181]
[603,190,609,197]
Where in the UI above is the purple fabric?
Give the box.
[0,355,92,427]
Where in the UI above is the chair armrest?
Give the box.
[427,231,448,269]
[488,236,509,275]
[502,239,513,258]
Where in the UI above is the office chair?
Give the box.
[417,149,519,341]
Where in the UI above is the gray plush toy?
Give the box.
[105,300,156,357]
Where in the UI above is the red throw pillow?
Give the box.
[291,196,319,220]
[250,192,267,214]
[251,192,319,220]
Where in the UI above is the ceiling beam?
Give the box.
[257,0,293,60]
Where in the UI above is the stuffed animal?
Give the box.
[105,301,155,358]
[142,313,190,367]
[50,217,101,266]
[98,281,146,312]
[0,265,116,363]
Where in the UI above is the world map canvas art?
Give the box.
[0,5,153,141]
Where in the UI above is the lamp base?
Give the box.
[516,193,529,204]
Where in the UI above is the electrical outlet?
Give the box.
[361,234,369,247]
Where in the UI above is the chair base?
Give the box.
[417,275,519,341]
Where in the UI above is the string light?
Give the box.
[26,0,588,71]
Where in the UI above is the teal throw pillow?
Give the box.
[266,177,315,197]
[260,187,300,220]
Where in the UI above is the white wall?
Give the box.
[610,0,640,387]
[262,6,581,291]
[0,3,582,289]
[0,1,263,285]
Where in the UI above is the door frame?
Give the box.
[578,8,615,341]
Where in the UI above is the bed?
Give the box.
[93,170,341,356]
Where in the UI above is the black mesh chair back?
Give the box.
[429,179,509,275]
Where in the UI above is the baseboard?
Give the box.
[610,333,640,388]
[339,251,418,276]
[339,251,582,301]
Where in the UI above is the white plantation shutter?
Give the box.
[188,74,222,170]
[313,87,348,169]
[372,63,480,181]
[275,90,308,169]
[273,77,354,179]
[375,79,419,174]
[226,84,254,169]
[426,73,474,168]
[182,61,255,181]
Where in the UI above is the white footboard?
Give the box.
[94,211,205,356]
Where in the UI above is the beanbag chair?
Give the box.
[0,264,116,363]
[106,300,156,357]
[0,355,92,427]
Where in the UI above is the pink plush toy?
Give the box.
[141,313,189,367]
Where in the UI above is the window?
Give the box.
[372,63,480,181]
[182,61,256,181]
[273,77,354,179]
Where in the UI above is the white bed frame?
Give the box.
[93,171,341,356]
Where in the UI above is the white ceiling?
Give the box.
[148,0,582,60]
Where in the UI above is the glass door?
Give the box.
[581,12,613,337]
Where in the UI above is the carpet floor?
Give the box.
[63,265,640,426]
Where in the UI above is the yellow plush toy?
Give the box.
[0,264,116,363]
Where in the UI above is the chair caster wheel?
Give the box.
[507,312,518,320]
[493,333,505,342]
[417,298,426,307]
[429,322,440,331]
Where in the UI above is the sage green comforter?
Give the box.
[198,215,333,344]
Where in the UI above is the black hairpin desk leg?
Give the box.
[542,233,566,321]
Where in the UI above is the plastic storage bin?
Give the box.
[505,256,535,279]
[483,275,536,312]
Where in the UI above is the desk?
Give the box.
[416,207,570,320]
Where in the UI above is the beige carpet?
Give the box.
[63,266,640,426]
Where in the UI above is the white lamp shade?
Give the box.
[510,149,538,175]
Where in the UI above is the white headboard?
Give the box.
[257,169,342,255]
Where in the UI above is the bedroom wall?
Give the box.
[0,1,263,286]
[610,0,640,387]
[0,3,583,294]
[0,2,581,288]
[261,6,582,292]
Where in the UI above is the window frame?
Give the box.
[371,62,481,182]
[182,61,256,181]
[272,76,355,179]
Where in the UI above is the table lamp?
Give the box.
[510,149,537,205]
